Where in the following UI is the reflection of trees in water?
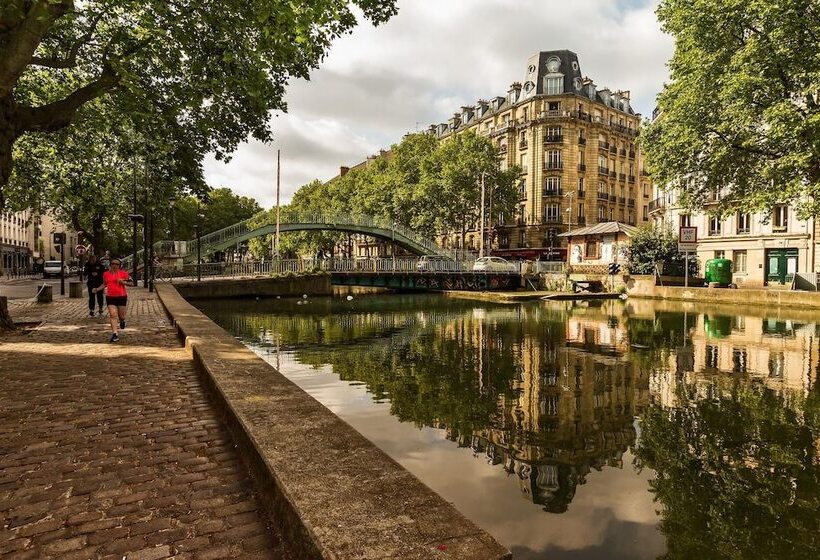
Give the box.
[635,378,820,560]
[220,299,651,513]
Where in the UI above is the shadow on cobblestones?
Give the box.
[0,292,287,559]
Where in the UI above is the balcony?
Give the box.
[543,215,563,225]
[578,164,586,172]
[597,192,610,201]
[599,141,609,151]
[609,194,617,202]
[519,141,528,150]
[543,161,563,171]
[618,196,626,204]
[628,151,636,159]
[619,149,627,157]
[627,198,635,208]
[542,187,563,197]
[609,145,617,154]
[628,175,636,184]
[598,166,609,175]
[609,170,616,178]
[619,173,627,181]
[575,217,587,226]
[578,136,586,145]
[577,190,586,198]
[648,197,666,213]
[543,135,563,144]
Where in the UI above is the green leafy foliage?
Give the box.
[642,0,820,217]
[627,224,697,276]
[247,131,520,258]
[0,0,399,200]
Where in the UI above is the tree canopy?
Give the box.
[642,0,820,216]
[627,224,697,276]
[247,131,520,258]
[0,0,398,206]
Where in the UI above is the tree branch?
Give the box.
[0,0,74,96]
[29,11,103,69]
[18,67,119,133]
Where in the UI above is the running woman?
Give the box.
[96,258,131,342]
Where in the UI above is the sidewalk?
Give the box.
[0,288,286,559]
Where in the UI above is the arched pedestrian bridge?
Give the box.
[123,212,469,269]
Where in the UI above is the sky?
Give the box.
[202,0,674,209]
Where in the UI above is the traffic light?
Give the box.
[52,232,66,245]
[607,262,621,275]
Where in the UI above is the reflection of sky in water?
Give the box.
[199,295,820,560]
[255,345,663,560]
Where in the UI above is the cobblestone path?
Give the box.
[0,289,285,559]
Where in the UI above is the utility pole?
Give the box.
[148,212,155,292]
[274,149,281,260]
[479,172,486,258]
[132,161,138,285]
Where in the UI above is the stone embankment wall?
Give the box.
[172,274,333,299]
[155,283,510,560]
[627,275,820,310]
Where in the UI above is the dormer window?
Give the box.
[545,77,562,95]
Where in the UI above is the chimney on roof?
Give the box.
[339,166,350,177]
[616,90,631,100]
[510,82,522,91]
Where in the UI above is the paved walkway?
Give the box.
[0,287,286,559]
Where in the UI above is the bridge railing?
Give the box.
[156,257,523,281]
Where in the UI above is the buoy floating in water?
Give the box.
[302,294,307,299]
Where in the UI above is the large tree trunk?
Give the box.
[0,296,14,331]
[0,95,20,204]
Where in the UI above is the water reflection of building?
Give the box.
[444,313,649,512]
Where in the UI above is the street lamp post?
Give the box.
[169,196,176,255]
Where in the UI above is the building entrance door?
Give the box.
[765,248,798,285]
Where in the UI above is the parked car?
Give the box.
[417,255,459,272]
[472,256,518,273]
[42,260,67,278]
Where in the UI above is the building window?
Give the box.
[715,250,725,259]
[546,150,561,169]
[773,205,788,231]
[585,240,597,258]
[544,177,561,196]
[545,77,562,95]
[578,177,584,193]
[733,250,747,273]
[546,126,561,140]
[708,215,721,235]
[519,229,526,246]
[544,204,560,223]
[598,206,606,221]
[737,212,750,233]
[578,203,585,220]
[642,183,650,198]
[679,214,691,228]
[518,179,527,199]
[643,205,648,221]
[548,101,560,111]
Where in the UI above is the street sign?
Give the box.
[75,244,87,255]
[678,226,698,252]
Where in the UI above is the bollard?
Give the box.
[69,281,83,299]
[37,284,53,303]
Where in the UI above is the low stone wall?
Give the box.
[172,273,333,299]
[628,282,820,310]
[155,283,510,560]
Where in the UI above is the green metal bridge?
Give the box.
[122,211,470,270]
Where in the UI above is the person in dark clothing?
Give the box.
[84,254,106,316]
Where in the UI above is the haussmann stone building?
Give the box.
[430,49,652,261]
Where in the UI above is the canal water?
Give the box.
[195,294,820,560]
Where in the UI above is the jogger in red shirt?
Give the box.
[96,258,132,342]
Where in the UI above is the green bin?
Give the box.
[704,258,733,287]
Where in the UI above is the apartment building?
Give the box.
[1,210,33,272]
[649,188,815,287]
[431,50,652,260]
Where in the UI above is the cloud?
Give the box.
[204,0,673,208]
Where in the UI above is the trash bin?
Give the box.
[69,281,82,298]
[704,258,733,287]
[37,284,53,303]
